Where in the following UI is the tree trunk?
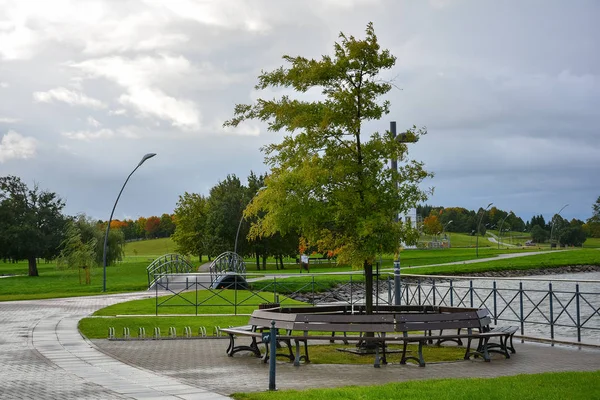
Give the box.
[262,254,267,271]
[28,256,39,277]
[279,255,285,270]
[256,252,260,270]
[357,260,376,350]
[198,254,203,263]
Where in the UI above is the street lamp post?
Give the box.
[549,204,569,250]
[102,153,156,292]
[391,121,401,305]
[476,202,493,258]
[234,187,266,255]
[497,211,514,249]
[442,220,453,247]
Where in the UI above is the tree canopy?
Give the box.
[0,176,67,276]
[172,192,209,261]
[225,23,431,312]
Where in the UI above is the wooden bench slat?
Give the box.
[300,314,395,323]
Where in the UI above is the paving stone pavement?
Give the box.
[0,294,228,400]
[93,337,600,395]
[2,292,600,399]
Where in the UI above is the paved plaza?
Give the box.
[1,293,600,399]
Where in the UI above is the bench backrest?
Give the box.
[249,307,493,334]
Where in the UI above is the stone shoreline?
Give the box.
[438,264,600,279]
[289,265,600,303]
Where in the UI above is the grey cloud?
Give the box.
[0,0,598,223]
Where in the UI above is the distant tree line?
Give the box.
[417,202,595,247]
[107,213,176,241]
[417,205,526,236]
[0,175,175,277]
[2,172,599,278]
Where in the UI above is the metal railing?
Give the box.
[152,271,600,345]
[147,254,194,289]
[399,274,600,345]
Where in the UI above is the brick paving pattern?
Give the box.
[0,294,227,400]
[94,337,600,395]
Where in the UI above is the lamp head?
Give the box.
[138,153,157,166]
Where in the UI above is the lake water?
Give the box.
[401,271,600,345]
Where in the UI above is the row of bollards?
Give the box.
[107,326,228,340]
[109,321,279,391]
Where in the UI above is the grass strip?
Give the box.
[232,370,600,400]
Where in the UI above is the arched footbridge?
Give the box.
[147,252,248,291]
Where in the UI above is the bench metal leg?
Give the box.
[226,334,234,356]
[400,341,409,365]
[292,339,310,366]
[482,337,491,361]
[501,336,510,359]
[464,336,473,360]
[508,334,516,354]
[465,337,489,361]
[400,341,426,367]
[227,335,262,358]
[417,341,425,367]
[303,339,310,363]
[294,340,301,367]
[262,339,295,363]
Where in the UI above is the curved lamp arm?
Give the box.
[103,153,156,292]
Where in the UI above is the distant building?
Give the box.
[399,207,418,249]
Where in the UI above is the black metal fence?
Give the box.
[153,272,600,345]
[399,274,600,345]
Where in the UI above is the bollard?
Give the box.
[138,327,146,339]
[123,327,130,339]
[199,326,207,337]
[169,326,177,338]
[108,327,115,339]
[393,260,401,306]
[269,320,277,390]
[154,327,161,339]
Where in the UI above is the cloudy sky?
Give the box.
[1,0,598,224]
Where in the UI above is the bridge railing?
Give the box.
[209,252,246,285]
[146,253,194,289]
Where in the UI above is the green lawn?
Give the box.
[2,237,598,301]
[584,237,600,248]
[79,315,250,339]
[410,248,600,275]
[0,259,149,301]
[232,371,600,400]
[123,237,177,258]
[93,289,300,316]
